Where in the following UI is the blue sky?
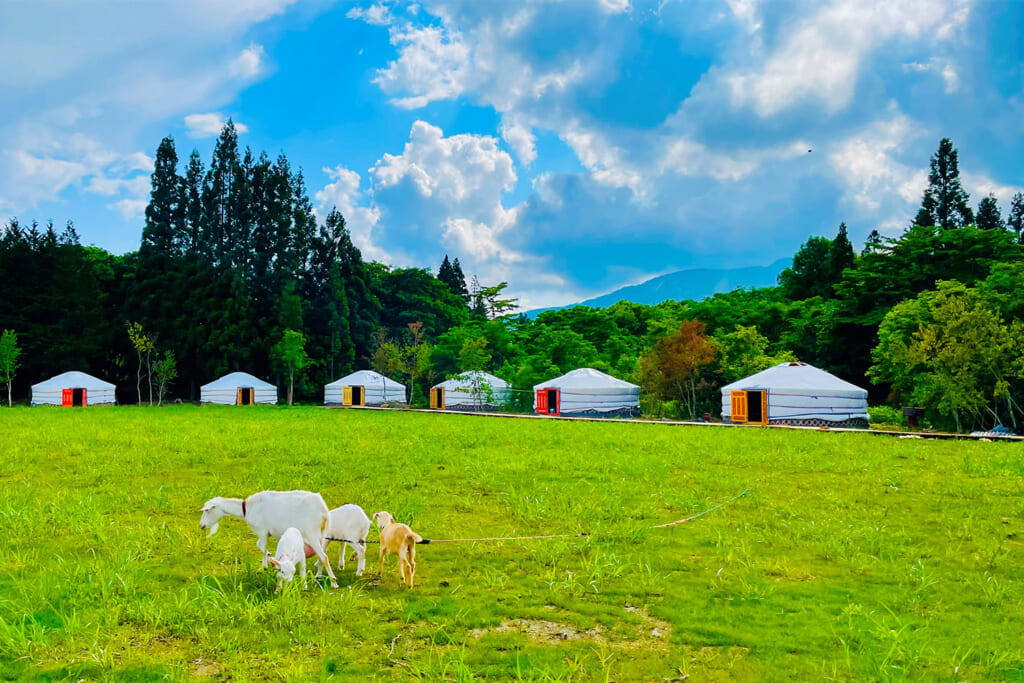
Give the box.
[1,0,1022,308]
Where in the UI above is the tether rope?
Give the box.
[326,487,751,546]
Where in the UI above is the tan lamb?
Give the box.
[372,511,423,588]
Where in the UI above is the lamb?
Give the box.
[199,490,338,587]
[373,511,423,588]
[267,527,307,591]
[315,503,372,579]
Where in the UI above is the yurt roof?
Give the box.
[31,371,115,390]
[721,362,867,398]
[201,372,275,390]
[534,368,638,391]
[325,370,406,390]
[433,371,509,390]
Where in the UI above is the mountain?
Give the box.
[527,258,790,317]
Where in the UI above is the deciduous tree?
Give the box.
[0,329,19,407]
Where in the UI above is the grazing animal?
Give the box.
[268,527,306,591]
[199,490,338,587]
[373,511,423,588]
[315,503,372,579]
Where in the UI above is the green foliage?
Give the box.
[870,281,1024,431]
[154,351,178,407]
[639,320,717,419]
[975,193,1003,231]
[272,329,310,405]
[0,329,19,407]
[866,405,907,428]
[716,325,796,384]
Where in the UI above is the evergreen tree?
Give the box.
[862,229,885,256]
[451,258,470,303]
[438,255,454,288]
[915,138,973,229]
[976,194,1003,231]
[829,222,855,281]
[140,136,183,263]
[1008,193,1024,243]
[203,121,241,267]
[183,150,205,257]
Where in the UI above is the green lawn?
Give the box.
[0,406,1022,681]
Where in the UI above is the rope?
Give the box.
[324,487,751,546]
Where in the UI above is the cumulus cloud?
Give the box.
[230,43,266,78]
[346,3,392,26]
[598,0,632,14]
[725,0,972,117]
[314,165,387,262]
[373,24,472,109]
[184,113,249,138]
[499,115,537,166]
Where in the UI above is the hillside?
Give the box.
[529,257,790,316]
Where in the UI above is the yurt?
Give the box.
[201,372,277,405]
[430,371,510,410]
[31,371,116,406]
[721,361,869,428]
[533,368,640,417]
[324,370,406,406]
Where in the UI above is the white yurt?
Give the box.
[324,370,406,406]
[31,371,116,406]
[721,361,869,427]
[201,372,277,405]
[533,368,640,416]
[430,371,510,410]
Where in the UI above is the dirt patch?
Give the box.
[193,657,222,678]
[470,604,672,652]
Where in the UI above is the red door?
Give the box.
[62,389,72,406]
[535,389,547,414]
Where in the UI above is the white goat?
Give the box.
[199,490,338,587]
[268,527,306,591]
[315,504,372,578]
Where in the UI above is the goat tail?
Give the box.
[406,533,422,550]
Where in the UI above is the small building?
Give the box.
[201,372,277,405]
[31,371,116,406]
[533,368,640,417]
[721,361,869,428]
[324,370,407,406]
[430,371,510,411]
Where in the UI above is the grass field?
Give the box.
[1,406,1022,682]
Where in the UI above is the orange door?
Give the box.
[730,391,748,422]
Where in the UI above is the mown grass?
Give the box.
[0,406,1022,681]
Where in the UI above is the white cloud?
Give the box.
[346,3,392,26]
[314,165,387,262]
[373,24,471,109]
[904,58,959,93]
[230,43,266,78]
[184,113,249,138]
[829,112,927,212]
[963,173,1023,204]
[726,0,973,116]
[108,198,148,220]
[499,115,537,166]
[598,0,632,14]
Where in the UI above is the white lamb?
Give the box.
[268,527,306,591]
[315,504,372,578]
[199,489,338,587]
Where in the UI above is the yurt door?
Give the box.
[430,387,444,409]
[237,388,254,405]
[62,389,73,407]
[342,386,353,406]
[73,388,86,407]
[352,386,364,406]
[747,390,767,425]
[536,388,559,416]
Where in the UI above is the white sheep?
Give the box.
[267,527,306,591]
[315,503,372,578]
[199,490,338,587]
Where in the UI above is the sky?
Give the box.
[1,0,1022,309]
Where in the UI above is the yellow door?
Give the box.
[342,386,352,406]
[430,387,445,410]
[731,391,748,423]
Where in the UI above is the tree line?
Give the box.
[2,133,1022,431]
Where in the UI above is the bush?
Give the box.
[868,405,907,429]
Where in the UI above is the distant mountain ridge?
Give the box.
[528,258,790,317]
